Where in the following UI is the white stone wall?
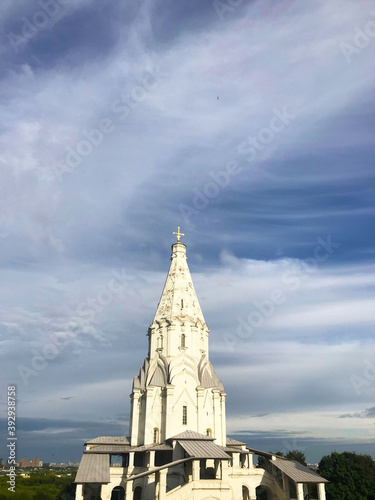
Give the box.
[130,380,226,445]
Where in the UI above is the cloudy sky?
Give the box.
[0,0,375,464]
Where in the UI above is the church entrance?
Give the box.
[242,485,250,499]
[83,483,101,500]
[110,486,125,500]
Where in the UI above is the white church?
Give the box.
[75,230,328,500]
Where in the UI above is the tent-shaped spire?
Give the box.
[153,241,206,325]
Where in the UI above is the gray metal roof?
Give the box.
[272,458,328,484]
[149,443,173,451]
[246,447,286,459]
[86,443,172,454]
[75,453,110,483]
[226,437,246,446]
[178,440,231,459]
[169,430,215,441]
[85,436,130,445]
[128,443,173,452]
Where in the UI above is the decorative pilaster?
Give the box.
[196,387,204,434]
[212,389,222,445]
[125,481,133,499]
[130,390,141,445]
[164,385,174,439]
[144,388,155,444]
[220,392,226,445]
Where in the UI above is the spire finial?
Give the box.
[173,226,185,242]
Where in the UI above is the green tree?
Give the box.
[285,450,307,466]
[318,451,375,500]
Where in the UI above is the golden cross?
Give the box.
[173,226,185,242]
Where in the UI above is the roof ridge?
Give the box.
[168,430,215,440]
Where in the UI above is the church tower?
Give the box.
[129,230,227,446]
[75,229,328,500]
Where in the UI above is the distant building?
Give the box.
[54,462,78,468]
[75,233,328,500]
[19,458,41,468]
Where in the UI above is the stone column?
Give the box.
[318,483,326,500]
[282,473,290,498]
[192,460,200,481]
[221,460,229,481]
[296,483,304,500]
[158,469,167,500]
[75,484,83,500]
[148,450,155,468]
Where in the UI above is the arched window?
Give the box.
[153,428,159,444]
[182,405,187,425]
[206,428,212,437]
[181,334,186,348]
[133,486,142,500]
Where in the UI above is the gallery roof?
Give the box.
[272,458,329,483]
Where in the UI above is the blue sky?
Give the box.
[0,0,375,464]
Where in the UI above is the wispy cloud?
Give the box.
[0,0,374,462]
[340,407,375,419]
